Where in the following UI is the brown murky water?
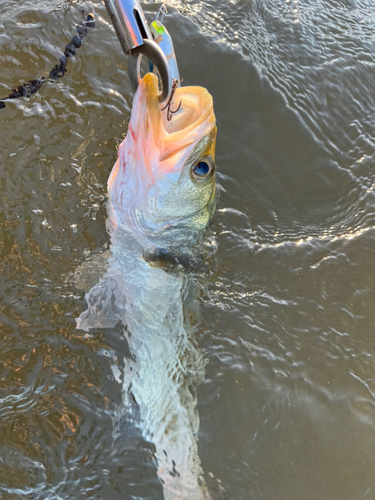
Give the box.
[1,0,375,499]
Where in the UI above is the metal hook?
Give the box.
[161,79,182,121]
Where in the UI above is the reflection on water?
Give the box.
[1,0,375,499]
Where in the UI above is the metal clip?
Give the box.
[103,0,171,103]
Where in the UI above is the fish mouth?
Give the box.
[134,73,216,160]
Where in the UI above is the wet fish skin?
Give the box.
[107,73,217,248]
[77,73,229,499]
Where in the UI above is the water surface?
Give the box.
[1,0,375,499]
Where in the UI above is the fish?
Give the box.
[77,73,229,500]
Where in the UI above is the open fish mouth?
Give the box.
[136,72,215,139]
[128,72,216,170]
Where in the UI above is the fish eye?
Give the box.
[191,157,214,181]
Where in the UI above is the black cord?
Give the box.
[0,13,95,110]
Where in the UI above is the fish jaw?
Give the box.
[107,73,217,246]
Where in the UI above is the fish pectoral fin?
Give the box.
[76,272,126,332]
[69,248,112,293]
[143,247,205,271]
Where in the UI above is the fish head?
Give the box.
[108,73,217,247]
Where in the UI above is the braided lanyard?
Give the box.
[0,13,95,110]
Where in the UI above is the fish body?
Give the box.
[77,74,223,499]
